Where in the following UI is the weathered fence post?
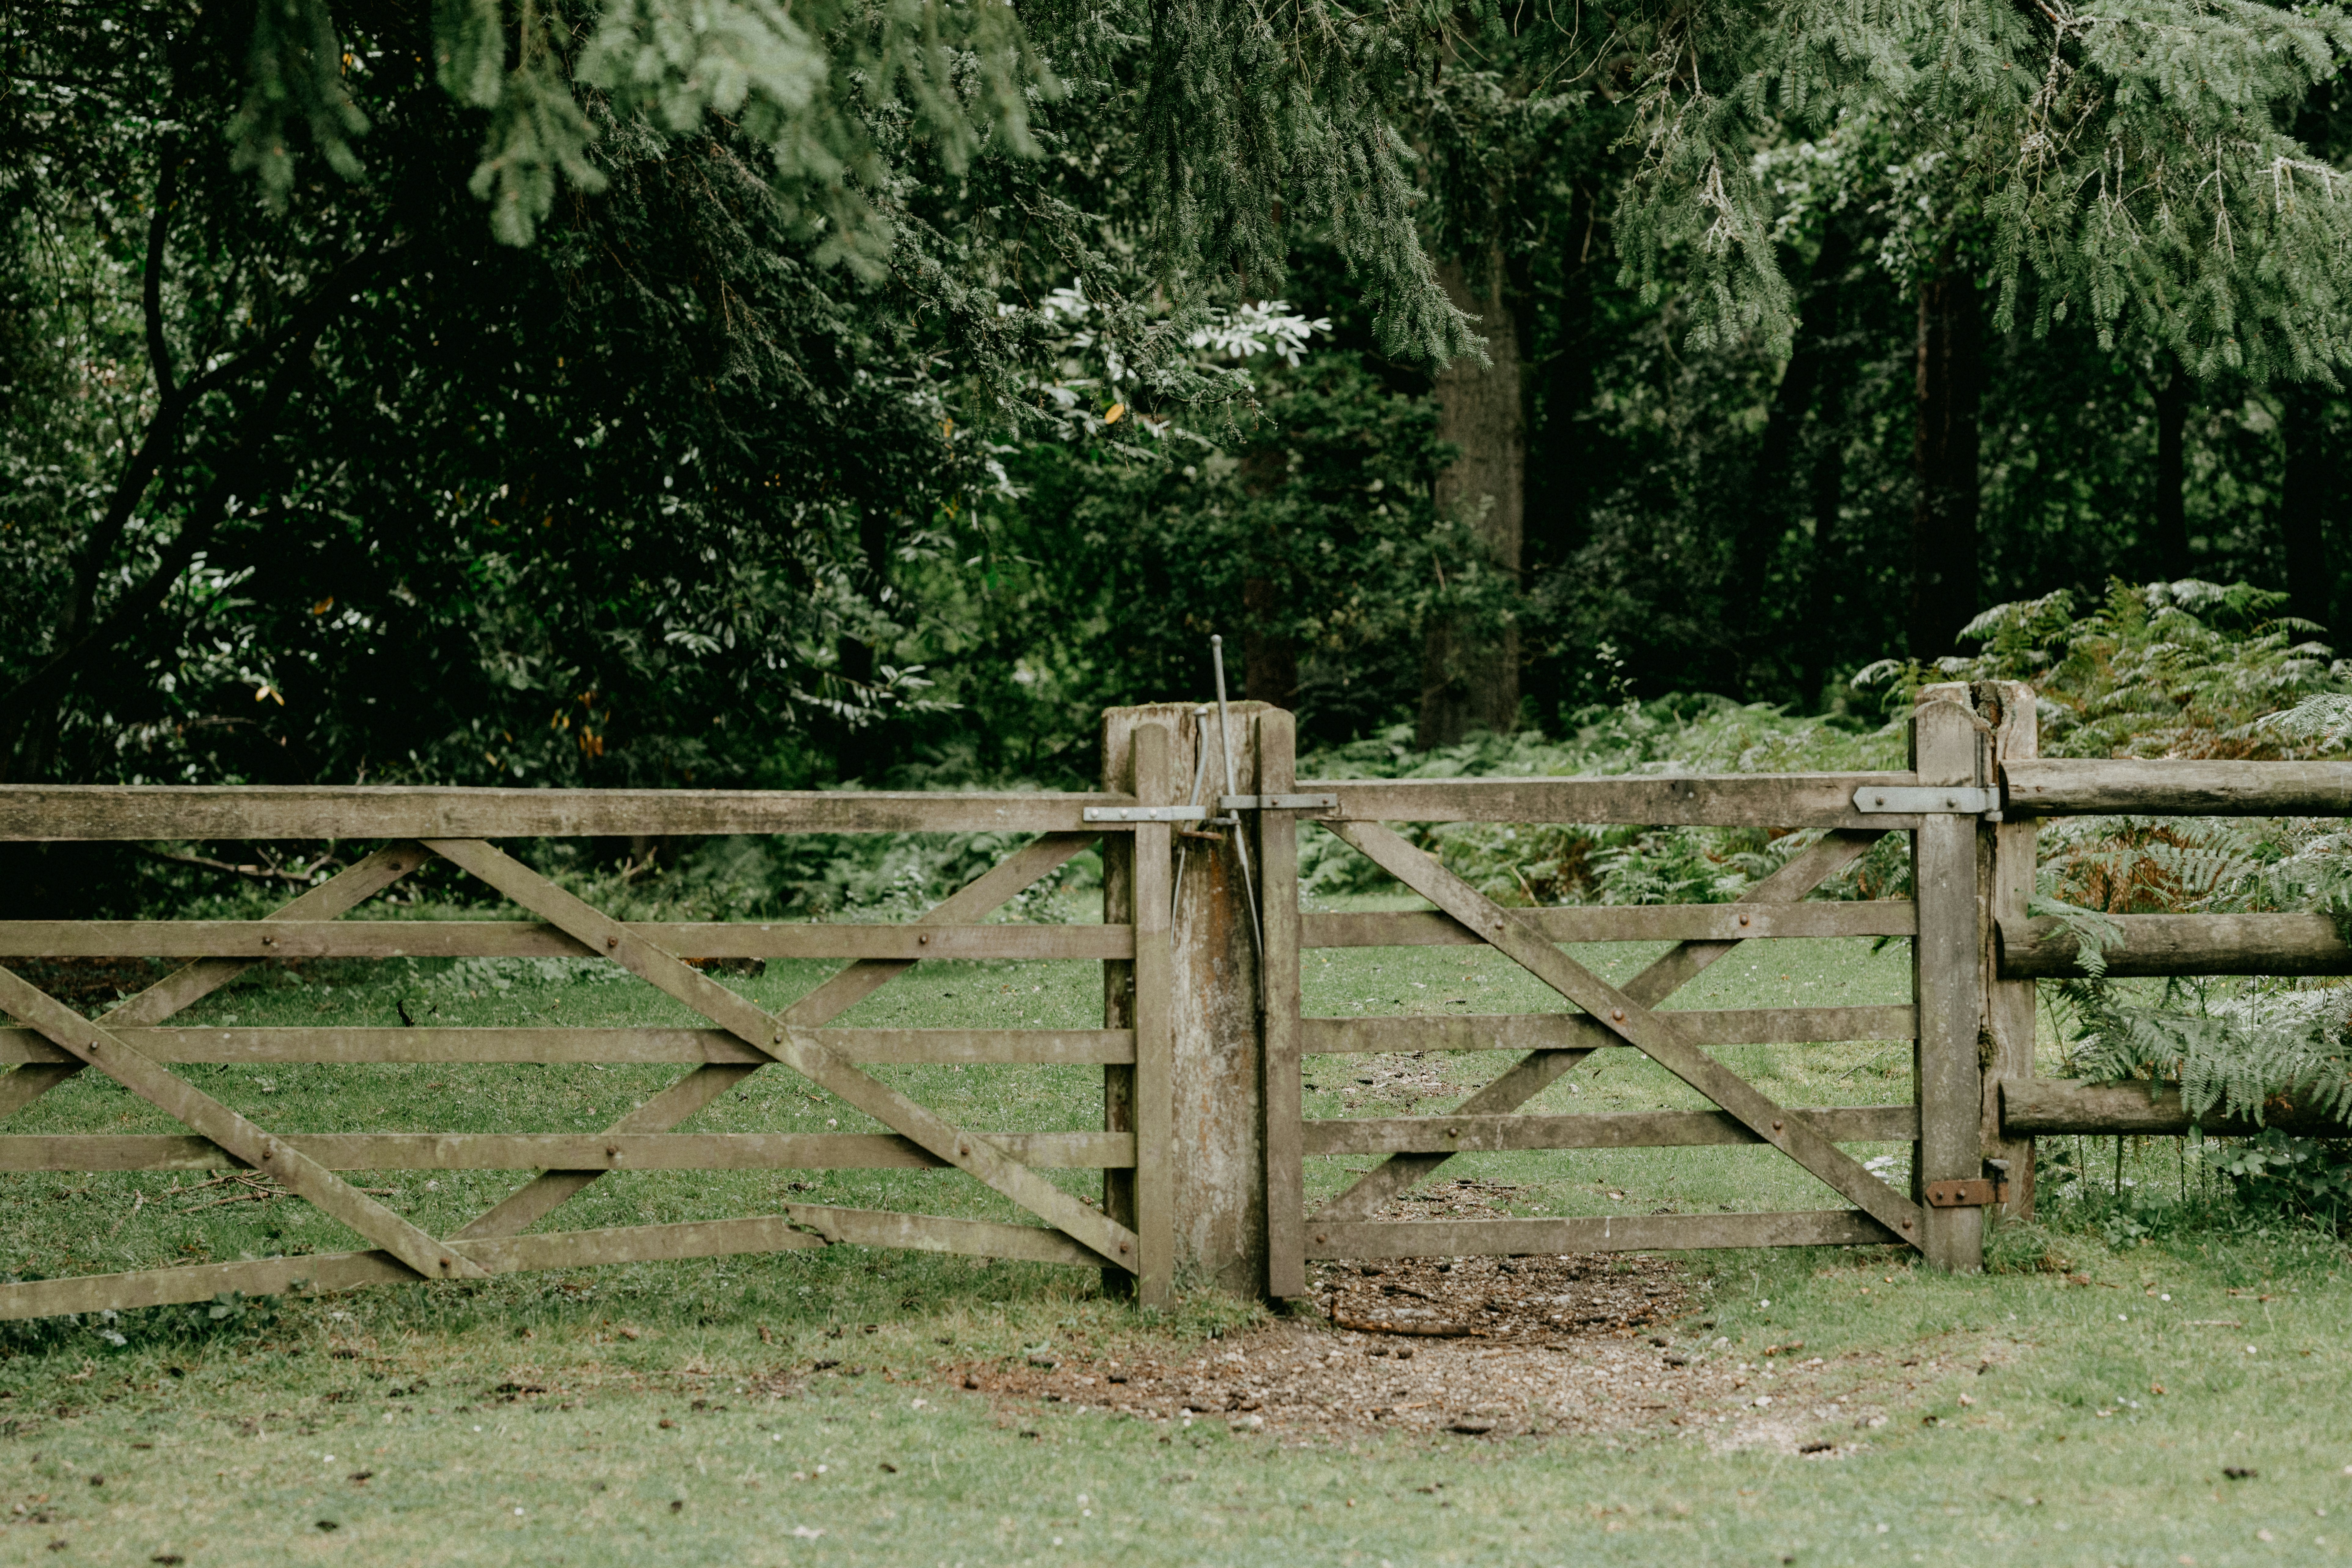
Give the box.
[1102,702,1272,1298]
[1979,680,2039,1219]
[1101,715,1175,1306]
[1256,708,1306,1300]
[1914,683,1986,1271]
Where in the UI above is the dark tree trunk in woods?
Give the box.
[2281,386,2332,638]
[1801,383,1848,709]
[1741,225,1849,694]
[1417,252,1524,747]
[1242,576,1297,710]
[1906,257,1982,661]
[2152,359,2191,581]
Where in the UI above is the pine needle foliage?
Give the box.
[1619,0,2352,373]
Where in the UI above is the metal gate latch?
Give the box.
[1852,786,1999,815]
[1083,805,1210,823]
[1215,793,1338,812]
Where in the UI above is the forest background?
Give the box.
[11,0,2352,884]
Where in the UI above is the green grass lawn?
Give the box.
[0,892,2344,1566]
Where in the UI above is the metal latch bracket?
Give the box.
[1215,793,1338,813]
[1083,805,1211,823]
[1923,1178,2010,1208]
[1852,786,1999,816]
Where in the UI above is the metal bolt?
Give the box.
[1772,1120,1783,1132]
[1118,1242,1130,1254]
[1738,913,1750,927]
[606,936,619,948]
[917,933,929,945]
[1873,795,1886,806]
[958,1141,971,1157]
[1611,1009,1625,1023]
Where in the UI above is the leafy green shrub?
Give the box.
[2206,1132,2352,1229]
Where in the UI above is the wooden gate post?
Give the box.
[1979,680,2039,1218]
[1101,716,1176,1306]
[1914,683,1986,1272]
[1102,702,1273,1298]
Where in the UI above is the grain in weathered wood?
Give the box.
[1298,1005,1918,1057]
[1322,819,1926,1243]
[2002,759,2352,817]
[0,919,1130,961]
[1301,1105,1918,1155]
[1300,774,1924,828]
[423,837,1142,1270]
[1999,1077,2350,1137]
[0,786,1137,841]
[1981,683,2039,1216]
[0,1130,1133,1171]
[0,1026,1135,1066]
[1998,912,2352,977]
[0,965,482,1281]
[448,833,1101,1241]
[1306,1208,1897,1258]
[1129,720,1177,1308]
[1913,684,1986,1272]
[1258,709,1307,1298]
[1310,830,1888,1224]
[1300,901,1914,949]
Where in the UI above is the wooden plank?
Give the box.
[1913,684,1986,1273]
[0,1203,1100,1321]
[1302,1105,1918,1155]
[1299,1005,1918,1056]
[2002,758,2352,817]
[0,1026,1136,1066]
[423,837,1143,1271]
[1302,774,1925,828]
[1998,912,2352,977]
[1999,1077,2351,1137]
[0,1130,1134,1171]
[1129,722,1176,1309]
[1300,901,1915,949]
[1311,830,1888,1222]
[1259,709,1307,1299]
[0,844,429,1123]
[447,833,1102,1241]
[1983,683,2039,1217]
[1322,820,1926,1243]
[0,919,1131,961]
[0,786,1141,841]
[1306,1208,1898,1258]
[0,965,483,1282]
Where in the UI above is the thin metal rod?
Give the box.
[1172,707,1211,916]
[1209,636,1264,956]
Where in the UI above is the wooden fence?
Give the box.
[0,682,2341,1318]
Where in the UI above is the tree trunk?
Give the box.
[1416,251,1523,748]
[1906,256,1982,661]
[2281,386,2330,639]
[2152,359,2191,581]
[1742,224,1849,695]
[1241,576,1297,710]
[1801,384,1848,709]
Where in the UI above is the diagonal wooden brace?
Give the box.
[423,838,1142,1271]
[450,833,1102,1242]
[1315,829,1885,1222]
[0,964,483,1281]
[1324,820,1925,1246]
[0,844,430,1123]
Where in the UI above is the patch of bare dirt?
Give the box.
[957,1254,2018,1455]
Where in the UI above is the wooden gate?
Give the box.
[0,786,1178,1318]
[1262,684,2031,1291]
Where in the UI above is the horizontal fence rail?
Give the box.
[1997,913,2351,977]
[0,919,1131,962]
[1299,1006,1918,1055]
[0,1130,1135,1171]
[1302,902,1914,948]
[1300,773,1930,827]
[2002,759,2352,817]
[0,1026,1135,1066]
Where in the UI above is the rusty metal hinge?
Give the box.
[1924,1178,2011,1208]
